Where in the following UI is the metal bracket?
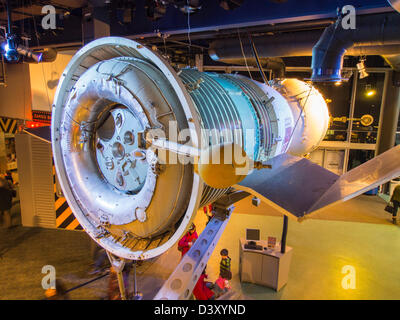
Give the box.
[154,215,231,300]
[106,251,127,300]
[154,191,249,300]
[185,78,204,92]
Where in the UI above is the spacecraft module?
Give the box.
[50,37,342,260]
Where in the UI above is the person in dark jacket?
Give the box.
[0,177,13,228]
[219,248,232,280]
[390,184,400,224]
[5,171,13,184]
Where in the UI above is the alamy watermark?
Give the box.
[341,5,356,30]
[341,265,356,290]
[41,5,56,30]
[39,4,357,31]
[41,265,56,290]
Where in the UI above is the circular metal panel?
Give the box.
[52,37,203,260]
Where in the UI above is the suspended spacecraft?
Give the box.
[25,37,400,266]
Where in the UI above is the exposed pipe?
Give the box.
[140,18,335,43]
[383,54,400,70]
[311,12,400,81]
[262,57,285,79]
[209,13,400,77]
[209,30,400,69]
[210,31,400,59]
[209,30,323,60]
[6,0,12,35]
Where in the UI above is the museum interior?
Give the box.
[0,0,399,301]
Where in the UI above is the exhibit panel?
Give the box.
[239,239,292,291]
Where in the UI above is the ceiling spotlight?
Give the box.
[2,42,19,62]
[357,58,369,79]
[334,81,342,86]
[2,36,44,63]
[176,0,202,14]
[16,45,43,62]
[2,34,20,62]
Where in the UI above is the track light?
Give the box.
[16,45,43,62]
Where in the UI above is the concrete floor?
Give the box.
[0,195,399,300]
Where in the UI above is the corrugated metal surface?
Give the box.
[30,138,55,228]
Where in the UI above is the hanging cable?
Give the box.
[248,33,268,84]
[237,29,253,80]
[286,86,313,148]
[186,0,191,58]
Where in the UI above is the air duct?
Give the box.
[209,30,400,61]
[209,30,323,61]
[311,12,400,81]
[209,14,400,78]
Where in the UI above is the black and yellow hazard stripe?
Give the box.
[53,165,83,231]
[0,117,18,134]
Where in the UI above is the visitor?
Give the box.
[203,204,213,223]
[0,177,15,228]
[5,171,13,185]
[219,248,232,281]
[213,274,231,298]
[193,268,215,300]
[390,184,400,224]
[178,223,198,257]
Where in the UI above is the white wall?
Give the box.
[29,51,75,112]
[0,63,32,120]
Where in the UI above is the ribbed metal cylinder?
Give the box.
[179,69,280,206]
